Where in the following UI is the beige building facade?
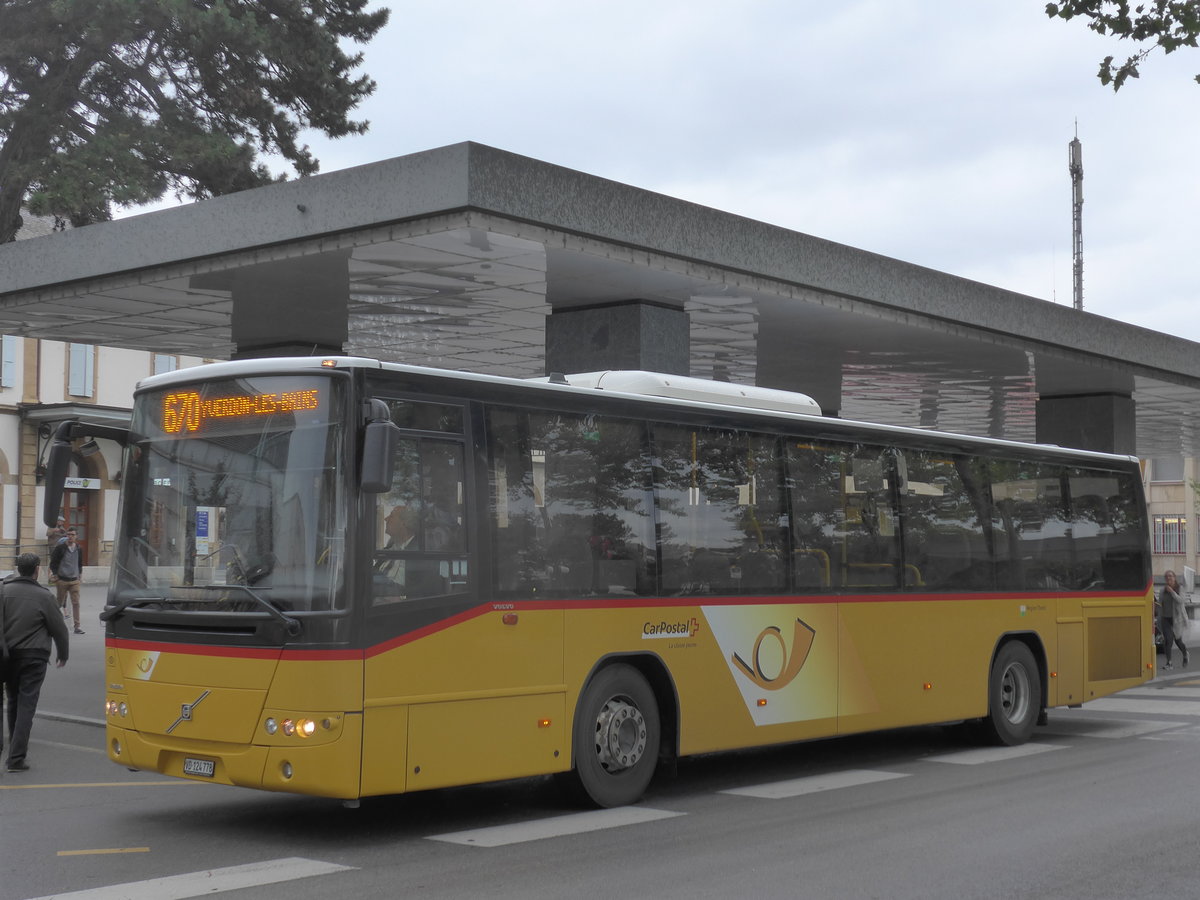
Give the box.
[0,336,206,580]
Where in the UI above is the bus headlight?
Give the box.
[264,713,335,739]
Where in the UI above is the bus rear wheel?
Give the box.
[572,663,661,808]
[980,641,1041,745]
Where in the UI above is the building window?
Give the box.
[1151,457,1185,482]
[153,353,178,375]
[1153,515,1187,555]
[68,343,94,397]
[1,335,15,388]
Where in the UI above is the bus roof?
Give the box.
[136,356,1140,466]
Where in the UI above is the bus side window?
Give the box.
[487,408,654,599]
[842,446,902,590]
[897,451,990,591]
[1069,469,1147,590]
[989,459,1072,591]
[652,425,785,596]
[373,436,468,604]
[786,441,845,591]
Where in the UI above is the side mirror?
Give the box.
[42,424,76,528]
[361,399,399,493]
[42,421,135,528]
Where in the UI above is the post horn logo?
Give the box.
[731,618,815,690]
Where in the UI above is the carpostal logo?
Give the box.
[642,617,700,640]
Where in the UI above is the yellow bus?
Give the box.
[44,357,1153,807]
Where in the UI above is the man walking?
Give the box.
[50,529,84,634]
[1,552,69,773]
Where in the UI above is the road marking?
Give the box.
[923,743,1066,765]
[428,806,683,847]
[720,768,908,800]
[58,848,150,856]
[25,857,354,900]
[1083,698,1200,716]
[1142,724,1200,742]
[1040,718,1181,739]
[1122,686,1200,699]
[32,738,107,755]
[0,780,199,791]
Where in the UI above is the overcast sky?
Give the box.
[139,1,1200,341]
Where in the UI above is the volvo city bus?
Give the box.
[43,356,1153,808]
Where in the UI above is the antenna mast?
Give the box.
[1068,125,1084,311]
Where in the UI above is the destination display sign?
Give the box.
[146,377,331,437]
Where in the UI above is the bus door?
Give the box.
[360,395,561,794]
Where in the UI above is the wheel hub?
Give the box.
[999,661,1031,724]
[594,698,648,772]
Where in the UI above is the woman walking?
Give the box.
[1160,569,1190,670]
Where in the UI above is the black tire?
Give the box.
[571,663,661,808]
[979,641,1041,746]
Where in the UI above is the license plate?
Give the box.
[182,757,215,777]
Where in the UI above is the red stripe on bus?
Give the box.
[106,583,1150,662]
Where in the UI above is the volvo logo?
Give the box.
[166,690,211,734]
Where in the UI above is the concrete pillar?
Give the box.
[754,322,841,417]
[545,301,688,375]
[193,252,349,359]
[1035,392,1135,455]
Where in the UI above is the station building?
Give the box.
[2,143,1200,584]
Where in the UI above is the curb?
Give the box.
[38,710,105,728]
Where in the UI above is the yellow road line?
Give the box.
[1,780,202,790]
[59,847,151,856]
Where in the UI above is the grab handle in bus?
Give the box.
[361,399,400,493]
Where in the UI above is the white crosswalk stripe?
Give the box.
[923,743,1067,765]
[720,768,908,799]
[1079,697,1200,716]
[428,806,684,847]
[25,857,355,900]
[1039,718,1181,739]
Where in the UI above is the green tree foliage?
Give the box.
[0,0,389,242]
[1046,1,1200,90]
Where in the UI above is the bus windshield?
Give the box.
[113,374,347,613]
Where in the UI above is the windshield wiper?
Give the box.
[99,595,162,622]
[212,584,302,637]
[101,585,301,637]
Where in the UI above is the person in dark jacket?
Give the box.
[50,529,84,634]
[1,552,69,772]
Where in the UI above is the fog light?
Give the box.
[281,761,293,779]
[111,738,122,757]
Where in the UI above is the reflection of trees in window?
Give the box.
[1068,469,1145,589]
[898,451,989,590]
[787,442,846,591]
[654,425,785,595]
[989,459,1072,590]
[489,408,653,598]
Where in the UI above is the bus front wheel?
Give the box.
[572,664,661,808]
[980,641,1041,745]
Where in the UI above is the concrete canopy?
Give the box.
[1,141,1198,458]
